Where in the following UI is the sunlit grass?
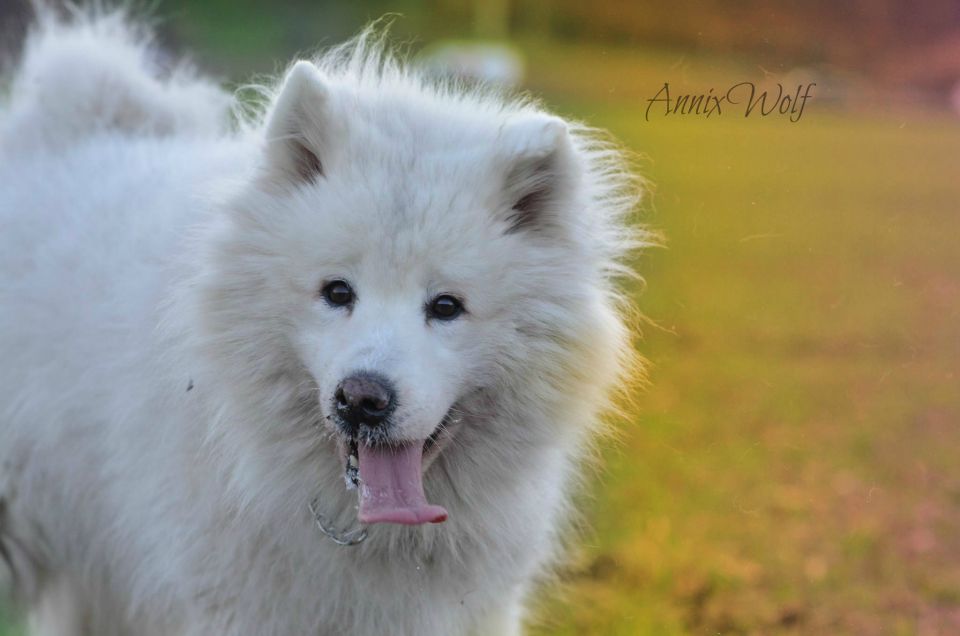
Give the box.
[526,45,960,633]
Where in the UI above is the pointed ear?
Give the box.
[499,115,576,234]
[262,61,332,185]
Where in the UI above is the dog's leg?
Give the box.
[473,597,524,636]
[28,577,84,636]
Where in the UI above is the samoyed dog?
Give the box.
[0,6,646,635]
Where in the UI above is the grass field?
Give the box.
[521,43,960,635]
[528,108,960,634]
[3,26,960,636]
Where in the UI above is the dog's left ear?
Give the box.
[499,114,577,234]
[262,61,333,186]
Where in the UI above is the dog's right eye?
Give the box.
[321,280,354,307]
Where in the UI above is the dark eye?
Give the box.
[321,280,354,307]
[427,294,464,321]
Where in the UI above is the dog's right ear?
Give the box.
[498,114,577,235]
[262,61,333,186]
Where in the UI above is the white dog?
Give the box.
[0,7,646,635]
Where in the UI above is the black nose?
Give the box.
[334,372,396,433]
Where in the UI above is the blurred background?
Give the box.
[2,1,960,634]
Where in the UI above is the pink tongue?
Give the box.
[357,441,448,525]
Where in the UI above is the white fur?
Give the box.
[0,8,647,635]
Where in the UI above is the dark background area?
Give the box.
[3,0,960,105]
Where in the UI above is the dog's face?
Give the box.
[198,61,628,525]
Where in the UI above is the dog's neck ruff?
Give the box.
[309,496,368,546]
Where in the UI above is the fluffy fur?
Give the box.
[0,7,648,635]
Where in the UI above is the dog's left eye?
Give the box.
[321,280,355,307]
[427,295,464,321]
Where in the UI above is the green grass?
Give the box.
[0,603,21,636]
[522,43,960,635]
[3,24,960,636]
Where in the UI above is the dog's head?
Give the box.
[193,55,641,527]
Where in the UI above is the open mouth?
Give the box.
[340,412,462,526]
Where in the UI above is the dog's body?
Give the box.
[0,9,644,635]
